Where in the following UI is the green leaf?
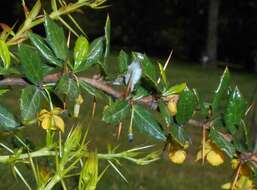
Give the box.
[170,124,189,146]
[0,105,19,130]
[28,32,62,66]
[27,0,41,20]
[209,128,235,158]
[104,15,111,58]
[20,85,42,123]
[158,101,172,126]
[0,89,9,96]
[75,37,104,72]
[74,36,89,71]
[162,83,187,97]
[193,89,209,117]
[133,105,166,141]
[44,16,68,60]
[0,39,10,68]
[141,55,158,86]
[118,50,129,74]
[102,100,131,124]
[224,87,247,134]
[55,75,79,101]
[18,44,43,84]
[158,62,167,86]
[212,67,230,112]
[133,86,149,101]
[79,80,105,99]
[176,88,197,125]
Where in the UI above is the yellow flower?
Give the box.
[167,100,177,116]
[231,159,251,176]
[221,176,254,190]
[38,107,65,132]
[196,140,225,166]
[169,150,186,164]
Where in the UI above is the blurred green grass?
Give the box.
[0,58,256,190]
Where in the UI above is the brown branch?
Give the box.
[1,72,257,162]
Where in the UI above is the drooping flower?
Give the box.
[169,149,186,164]
[196,140,225,166]
[221,175,254,190]
[221,159,255,190]
[168,141,188,164]
[38,107,65,132]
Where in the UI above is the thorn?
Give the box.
[92,96,96,118]
[67,31,71,48]
[117,122,122,140]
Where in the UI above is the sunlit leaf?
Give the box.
[162,83,187,97]
[0,39,10,68]
[104,15,110,58]
[74,36,89,70]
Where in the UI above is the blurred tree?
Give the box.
[204,0,220,67]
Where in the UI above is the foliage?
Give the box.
[0,0,256,190]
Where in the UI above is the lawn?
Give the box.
[0,58,256,190]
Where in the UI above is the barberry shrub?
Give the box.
[0,0,256,189]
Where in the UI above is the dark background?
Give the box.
[1,0,257,71]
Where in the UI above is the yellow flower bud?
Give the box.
[169,150,186,164]
[167,100,177,116]
[206,150,224,166]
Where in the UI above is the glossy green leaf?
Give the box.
[0,39,10,68]
[80,80,105,99]
[162,83,187,96]
[102,100,131,124]
[18,44,43,84]
[170,124,189,146]
[74,36,89,70]
[212,67,230,111]
[44,16,68,60]
[0,105,19,130]
[133,86,149,101]
[118,50,129,74]
[104,15,111,58]
[55,75,79,101]
[158,62,167,86]
[209,128,235,158]
[20,85,42,123]
[176,88,197,125]
[224,87,247,134]
[141,55,158,86]
[158,101,172,126]
[75,37,104,72]
[133,105,166,141]
[28,32,62,66]
[193,89,208,116]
